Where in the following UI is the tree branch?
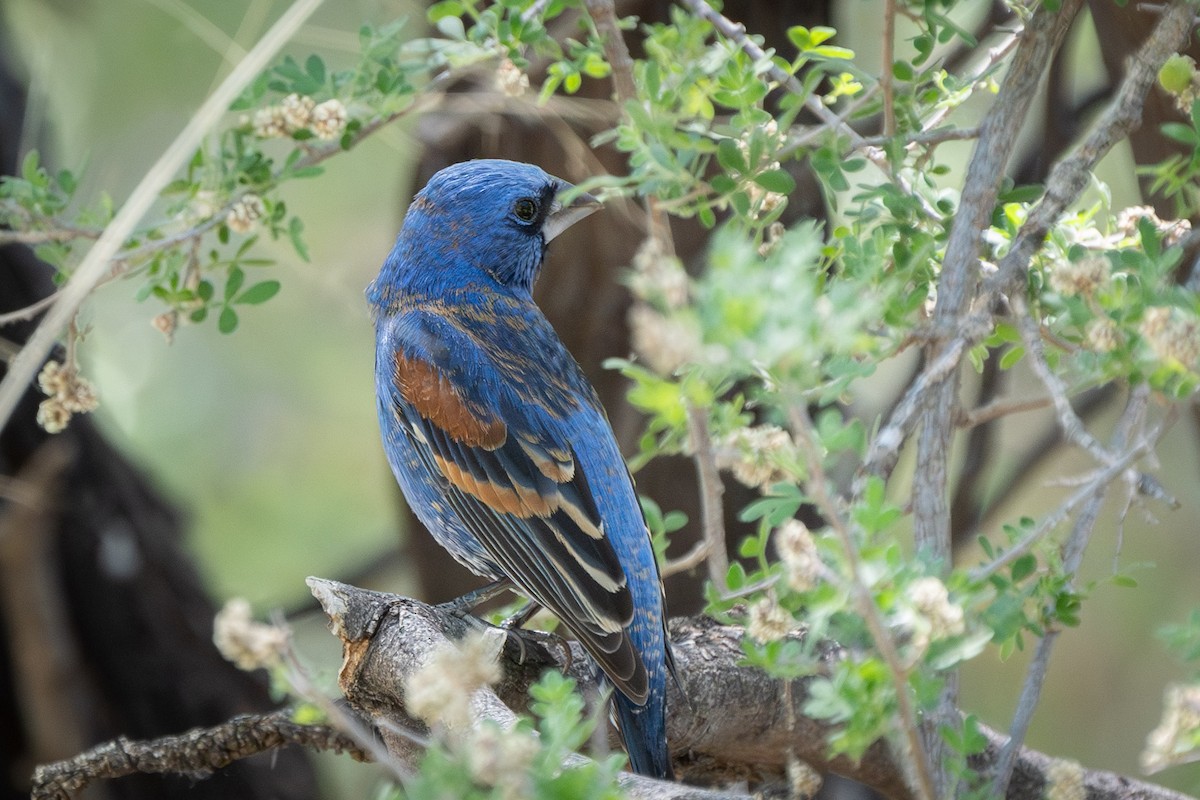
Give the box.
[304,578,1195,800]
[29,709,368,800]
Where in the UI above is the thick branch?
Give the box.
[29,709,367,800]
[308,578,1194,800]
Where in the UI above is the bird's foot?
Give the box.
[502,625,570,668]
[436,578,514,618]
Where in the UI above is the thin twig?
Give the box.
[0,225,102,246]
[988,387,1152,796]
[787,403,936,800]
[956,394,1053,429]
[882,0,897,137]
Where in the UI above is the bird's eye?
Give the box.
[513,197,538,222]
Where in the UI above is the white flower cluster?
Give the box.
[252,93,348,141]
[212,598,289,672]
[36,360,99,434]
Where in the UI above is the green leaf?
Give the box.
[224,266,245,301]
[1010,553,1037,583]
[754,168,795,194]
[218,306,239,334]
[717,138,747,174]
[235,280,281,305]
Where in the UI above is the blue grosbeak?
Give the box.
[368,159,674,778]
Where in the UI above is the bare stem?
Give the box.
[882,0,897,137]
[685,405,729,593]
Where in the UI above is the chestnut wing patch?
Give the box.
[390,351,647,701]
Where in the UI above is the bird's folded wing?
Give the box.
[391,351,649,703]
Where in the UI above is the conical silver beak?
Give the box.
[543,185,600,243]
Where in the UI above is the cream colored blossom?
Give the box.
[1044,758,1085,800]
[1142,682,1200,773]
[495,58,530,98]
[310,99,348,140]
[279,92,315,132]
[1116,205,1191,248]
[466,724,539,798]
[787,754,823,799]
[747,597,794,643]
[1085,317,1120,353]
[628,237,690,310]
[716,424,798,491]
[909,576,965,639]
[1048,256,1108,297]
[213,598,289,671]
[405,631,503,730]
[1141,306,1200,367]
[628,304,701,376]
[774,519,821,592]
[226,194,265,234]
[35,360,99,433]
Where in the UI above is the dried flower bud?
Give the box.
[716,424,798,491]
[1142,682,1200,773]
[747,596,794,643]
[495,58,530,98]
[1084,318,1120,353]
[1048,256,1108,297]
[36,398,71,434]
[153,311,179,343]
[226,194,266,234]
[1141,306,1200,367]
[35,360,100,433]
[775,519,821,592]
[628,304,701,376]
[213,598,289,671]
[1116,205,1191,248]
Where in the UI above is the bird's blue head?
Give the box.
[369,159,598,306]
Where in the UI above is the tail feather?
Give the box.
[613,686,673,779]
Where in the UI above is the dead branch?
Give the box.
[28,709,368,800]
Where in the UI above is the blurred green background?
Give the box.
[2,0,1198,795]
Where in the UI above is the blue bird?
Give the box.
[367,159,675,778]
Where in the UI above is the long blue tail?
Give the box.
[613,683,673,779]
